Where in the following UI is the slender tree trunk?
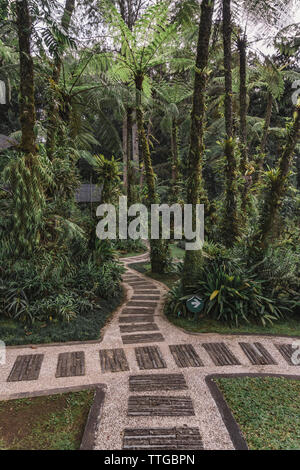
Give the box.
[122,114,128,189]
[135,74,167,273]
[171,118,180,202]
[254,91,273,184]
[257,104,300,248]
[221,0,240,247]
[183,0,215,284]
[238,34,249,216]
[16,0,36,155]
[132,112,139,167]
[126,106,134,206]
[46,0,76,159]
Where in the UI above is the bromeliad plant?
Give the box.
[165,255,295,327]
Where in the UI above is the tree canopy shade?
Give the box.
[0,0,299,330]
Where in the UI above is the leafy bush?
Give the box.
[165,252,299,327]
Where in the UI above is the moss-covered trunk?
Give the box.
[126,106,134,206]
[46,0,76,159]
[257,104,300,248]
[183,0,215,284]
[16,0,36,155]
[135,74,167,273]
[170,118,180,203]
[253,91,273,185]
[221,0,239,247]
[238,34,249,216]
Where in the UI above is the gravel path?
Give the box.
[0,252,299,450]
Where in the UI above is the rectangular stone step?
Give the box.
[56,351,85,377]
[129,373,188,392]
[123,427,203,450]
[169,344,203,367]
[7,354,44,382]
[99,348,129,373]
[122,333,164,345]
[127,301,158,308]
[122,308,156,315]
[133,289,160,294]
[131,295,160,301]
[275,343,300,366]
[202,342,241,366]
[135,346,167,370]
[120,323,159,333]
[239,342,277,365]
[128,396,195,416]
[119,315,154,323]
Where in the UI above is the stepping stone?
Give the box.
[122,333,164,345]
[123,427,203,450]
[7,354,44,382]
[133,289,160,294]
[119,315,154,323]
[122,308,155,315]
[127,301,158,308]
[120,323,159,333]
[129,373,188,392]
[131,295,160,301]
[239,342,277,365]
[135,346,167,370]
[275,344,300,366]
[169,344,203,368]
[127,282,155,287]
[56,352,85,377]
[99,348,130,373]
[128,396,195,417]
[202,342,241,366]
[124,277,142,282]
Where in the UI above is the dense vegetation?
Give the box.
[0,0,299,335]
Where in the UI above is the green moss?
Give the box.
[215,377,300,450]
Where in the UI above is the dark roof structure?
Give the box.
[75,183,103,203]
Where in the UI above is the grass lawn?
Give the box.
[169,244,185,260]
[0,390,95,450]
[215,377,300,450]
[0,295,123,346]
[169,315,300,337]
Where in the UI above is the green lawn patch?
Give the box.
[215,377,300,450]
[0,295,123,346]
[169,244,185,260]
[0,390,95,450]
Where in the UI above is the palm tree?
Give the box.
[220,0,240,247]
[256,101,300,248]
[106,1,178,272]
[182,0,215,284]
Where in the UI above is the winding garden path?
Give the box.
[0,252,299,450]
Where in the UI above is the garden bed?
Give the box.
[0,295,123,346]
[0,389,96,450]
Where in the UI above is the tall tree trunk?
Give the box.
[221,0,239,247]
[238,33,249,215]
[135,74,167,273]
[126,106,134,206]
[171,118,180,202]
[183,0,215,284]
[13,0,45,256]
[257,104,300,248]
[16,0,36,155]
[132,111,139,168]
[122,114,128,189]
[46,0,76,159]
[254,91,273,184]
